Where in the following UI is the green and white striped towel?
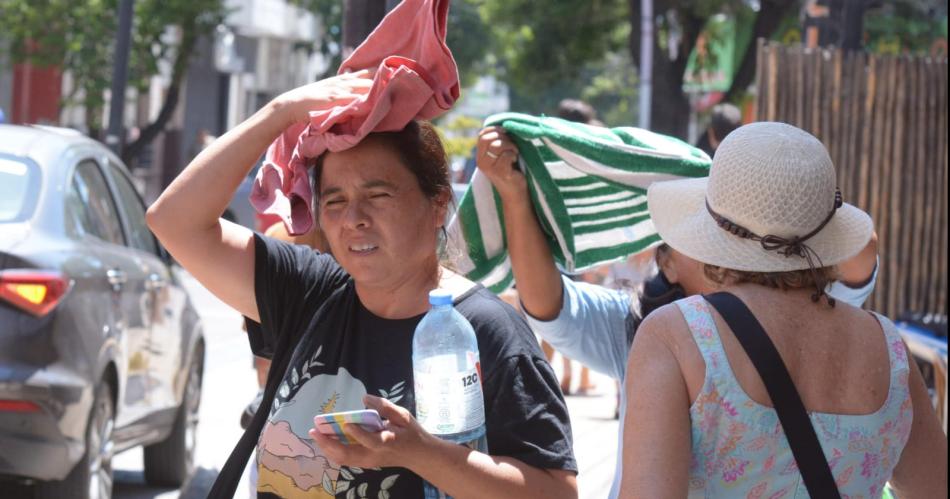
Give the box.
[446,112,711,293]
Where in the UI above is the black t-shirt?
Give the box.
[248,234,576,499]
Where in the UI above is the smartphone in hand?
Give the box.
[313,409,385,445]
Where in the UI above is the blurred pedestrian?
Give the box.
[556,99,596,124]
[474,123,880,499]
[696,103,742,157]
[190,128,217,161]
[620,122,947,497]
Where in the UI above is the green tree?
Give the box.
[293,0,490,86]
[864,0,948,55]
[445,0,492,87]
[437,114,481,160]
[478,0,628,114]
[0,0,228,164]
[479,0,799,139]
[290,0,344,77]
[580,51,640,127]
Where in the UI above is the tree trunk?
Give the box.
[840,0,868,50]
[121,84,179,164]
[648,47,692,139]
[628,0,703,139]
[85,97,102,140]
[122,25,198,165]
[724,0,799,103]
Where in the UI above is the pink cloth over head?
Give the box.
[249,0,459,235]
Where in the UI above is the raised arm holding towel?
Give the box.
[147,71,375,322]
[149,81,578,499]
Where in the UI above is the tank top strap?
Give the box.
[675,296,732,385]
[870,312,911,401]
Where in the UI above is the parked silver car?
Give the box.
[0,124,205,498]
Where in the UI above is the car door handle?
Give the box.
[106,268,127,290]
[145,273,166,291]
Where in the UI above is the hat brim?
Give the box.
[648,177,873,272]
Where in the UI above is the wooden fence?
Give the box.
[756,40,948,318]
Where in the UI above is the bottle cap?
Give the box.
[428,289,453,306]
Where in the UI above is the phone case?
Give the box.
[313,409,385,445]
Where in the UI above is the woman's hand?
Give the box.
[476,127,527,202]
[308,395,436,470]
[271,69,376,127]
[476,127,565,321]
[310,394,577,499]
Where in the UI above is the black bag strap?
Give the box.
[704,292,841,499]
[207,329,294,499]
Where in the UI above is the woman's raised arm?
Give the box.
[146,71,373,321]
[475,127,565,320]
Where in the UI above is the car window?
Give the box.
[107,161,160,256]
[0,157,41,223]
[67,161,125,245]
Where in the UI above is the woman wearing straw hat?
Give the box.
[620,122,947,497]
[474,124,880,499]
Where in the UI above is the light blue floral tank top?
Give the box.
[676,295,913,498]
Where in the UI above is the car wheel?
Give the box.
[143,346,203,486]
[35,383,115,499]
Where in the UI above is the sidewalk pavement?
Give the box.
[556,364,621,499]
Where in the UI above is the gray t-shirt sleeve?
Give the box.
[523,275,632,381]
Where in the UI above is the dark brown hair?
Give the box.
[557,99,597,124]
[638,244,687,319]
[709,103,742,144]
[312,120,451,204]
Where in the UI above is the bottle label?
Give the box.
[414,363,485,436]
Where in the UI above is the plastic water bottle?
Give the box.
[413,289,487,499]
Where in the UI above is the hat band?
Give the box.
[704,189,843,304]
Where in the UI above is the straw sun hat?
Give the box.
[647,122,873,273]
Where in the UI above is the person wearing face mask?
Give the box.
[474,125,880,499]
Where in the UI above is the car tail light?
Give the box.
[0,400,41,413]
[0,270,71,317]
